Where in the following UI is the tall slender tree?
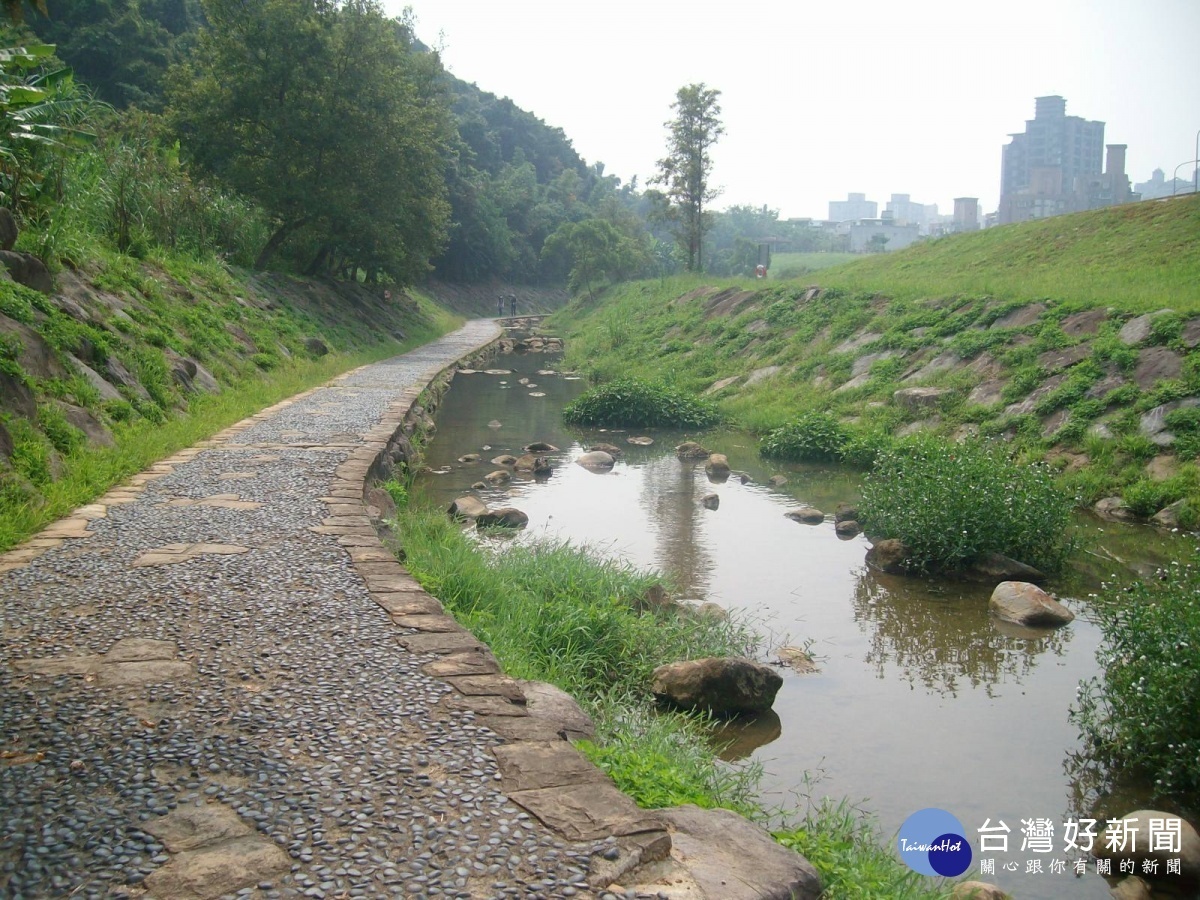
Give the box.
[651,83,722,272]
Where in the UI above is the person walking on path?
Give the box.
[497,294,505,317]
[509,294,517,316]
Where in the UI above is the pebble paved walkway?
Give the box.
[0,322,621,900]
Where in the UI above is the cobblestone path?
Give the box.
[0,322,620,900]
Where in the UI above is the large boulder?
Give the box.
[951,883,1009,900]
[785,507,825,525]
[894,387,953,411]
[576,450,615,470]
[989,582,1074,627]
[700,493,719,510]
[513,453,550,474]
[476,507,529,529]
[651,657,783,716]
[0,369,36,419]
[1095,811,1200,880]
[483,469,510,485]
[621,805,821,900]
[57,402,115,448]
[524,441,558,452]
[961,552,1046,584]
[588,442,621,457]
[705,453,730,480]
[0,250,53,293]
[448,495,488,519]
[518,680,595,740]
[675,441,710,459]
[865,538,911,574]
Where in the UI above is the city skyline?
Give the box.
[395,0,1199,221]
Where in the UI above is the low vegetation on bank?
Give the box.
[562,377,720,429]
[548,197,1200,529]
[391,494,953,897]
[0,257,459,551]
[1073,553,1200,799]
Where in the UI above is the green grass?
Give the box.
[817,194,1200,313]
[771,252,858,278]
[391,497,952,898]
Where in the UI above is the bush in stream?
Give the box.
[562,377,720,429]
[1072,554,1200,799]
[759,411,849,462]
[859,434,1073,574]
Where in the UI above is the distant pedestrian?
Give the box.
[497,295,504,317]
[509,294,517,316]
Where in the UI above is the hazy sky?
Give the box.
[392,0,1200,221]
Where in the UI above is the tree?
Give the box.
[651,83,722,272]
[166,0,452,282]
[540,217,648,300]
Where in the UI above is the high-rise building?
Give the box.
[998,96,1130,224]
[828,192,877,222]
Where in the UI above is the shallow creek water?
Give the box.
[414,347,1196,900]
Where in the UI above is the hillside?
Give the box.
[549,196,1200,526]
[0,254,460,549]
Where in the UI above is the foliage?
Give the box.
[577,699,758,815]
[562,376,719,429]
[774,798,955,900]
[1073,554,1200,799]
[859,435,1073,573]
[650,83,723,273]
[759,411,849,462]
[381,477,408,509]
[166,0,453,281]
[0,35,99,215]
[540,217,649,298]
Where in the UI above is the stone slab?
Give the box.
[377,592,444,616]
[94,659,195,686]
[421,649,501,677]
[443,674,524,701]
[397,631,487,654]
[144,836,289,900]
[364,573,425,593]
[142,804,252,853]
[392,614,464,633]
[445,694,529,717]
[493,741,611,792]
[508,781,665,842]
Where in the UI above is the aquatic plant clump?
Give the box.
[858,435,1073,573]
[1073,556,1200,799]
[562,377,720,429]
[759,411,849,462]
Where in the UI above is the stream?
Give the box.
[413,344,1197,900]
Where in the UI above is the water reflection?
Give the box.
[851,568,1070,697]
[710,709,783,761]
[637,456,713,602]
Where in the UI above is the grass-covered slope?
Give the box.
[548,196,1200,525]
[818,194,1200,312]
[0,251,461,550]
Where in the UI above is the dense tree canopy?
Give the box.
[166,0,453,282]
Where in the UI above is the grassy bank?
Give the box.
[391,497,953,898]
[1,248,461,551]
[812,195,1200,312]
[547,200,1200,527]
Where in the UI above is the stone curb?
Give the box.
[329,327,674,883]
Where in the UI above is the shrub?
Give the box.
[760,411,849,462]
[562,377,719,429]
[859,435,1073,573]
[1073,556,1200,799]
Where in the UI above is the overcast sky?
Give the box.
[391,0,1200,221]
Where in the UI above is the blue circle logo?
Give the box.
[897,808,972,877]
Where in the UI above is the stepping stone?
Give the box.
[132,542,251,567]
